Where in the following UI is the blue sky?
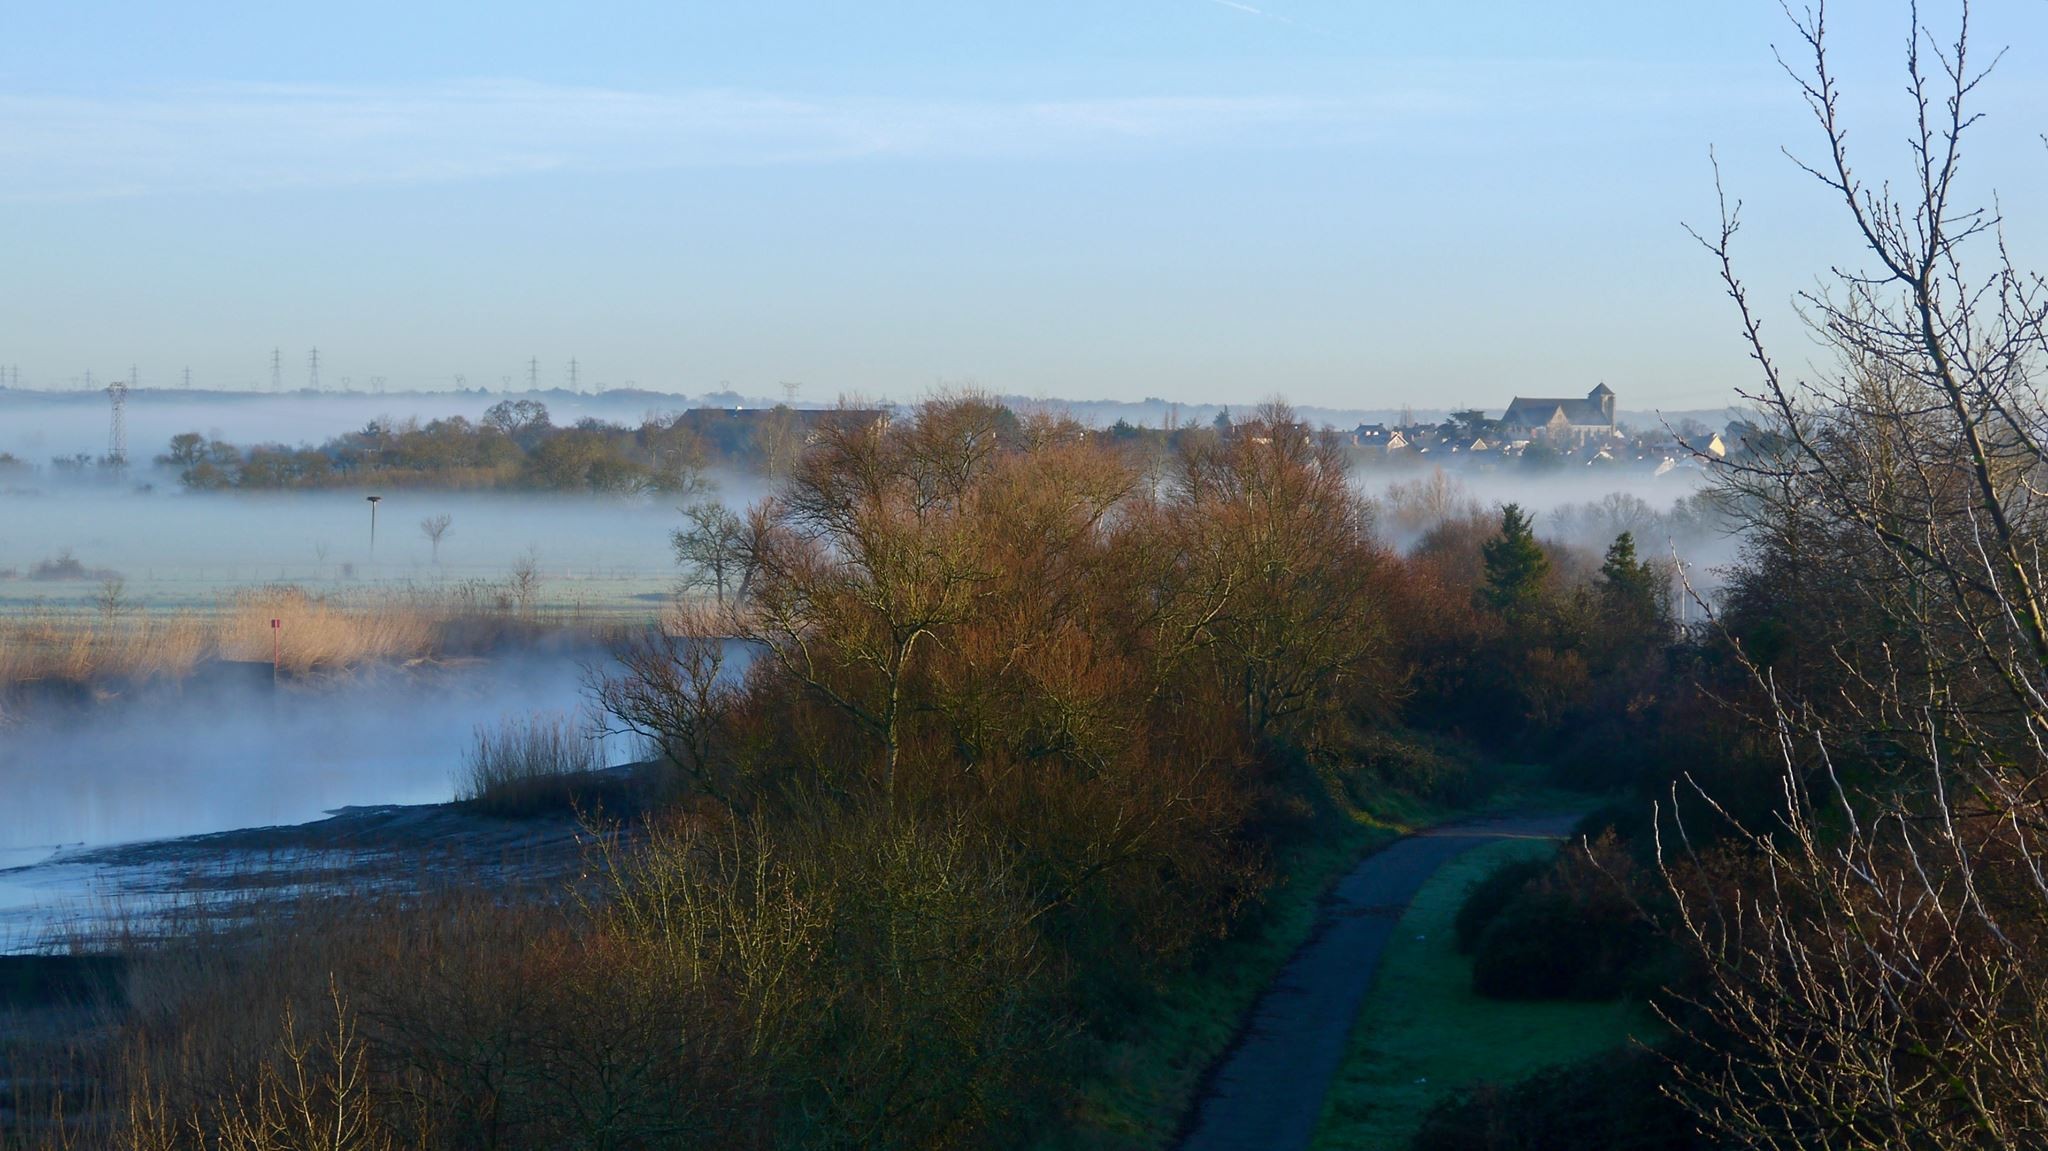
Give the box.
[2,1,2044,411]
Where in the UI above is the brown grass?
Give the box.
[456,710,618,818]
[0,586,462,690]
[215,587,440,672]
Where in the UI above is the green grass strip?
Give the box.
[1309,836,1662,1150]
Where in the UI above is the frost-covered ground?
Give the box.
[0,485,710,615]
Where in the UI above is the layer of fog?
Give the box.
[0,657,636,861]
[1357,463,1743,593]
[0,484,777,611]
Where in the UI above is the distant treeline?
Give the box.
[156,400,887,493]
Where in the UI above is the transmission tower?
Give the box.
[106,376,129,466]
[568,357,579,393]
[271,347,282,392]
[308,347,321,392]
[528,356,538,391]
[182,366,191,390]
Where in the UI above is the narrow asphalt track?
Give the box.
[1176,811,1584,1151]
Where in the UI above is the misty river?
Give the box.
[0,653,632,945]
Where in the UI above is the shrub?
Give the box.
[1452,856,1549,954]
[27,550,105,581]
[1468,843,1654,1001]
[1412,1045,1709,1151]
[1351,729,1490,807]
[457,710,610,818]
[598,808,1059,1149]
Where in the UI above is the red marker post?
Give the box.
[271,618,281,684]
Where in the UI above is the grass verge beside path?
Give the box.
[1042,762,1573,1150]
[1308,836,1662,1151]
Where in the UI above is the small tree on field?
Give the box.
[420,513,453,565]
[672,501,747,605]
[94,574,127,622]
[508,548,543,617]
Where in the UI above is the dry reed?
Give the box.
[456,710,607,816]
[0,586,458,689]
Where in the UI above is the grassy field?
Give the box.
[1309,836,1662,1150]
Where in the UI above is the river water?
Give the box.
[0,652,633,947]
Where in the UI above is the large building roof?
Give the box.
[1501,385,1615,430]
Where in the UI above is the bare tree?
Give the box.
[420,513,453,566]
[1666,3,2048,1147]
[735,398,997,812]
[94,573,127,622]
[1171,402,1395,745]
[508,548,543,617]
[598,603,742,805]
[671,502,747,605]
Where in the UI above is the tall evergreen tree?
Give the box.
[1599,532,1658,617]
[1595,530,1668,663]
[1480,503,1549,615]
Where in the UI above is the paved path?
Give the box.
[1176,811,1582,1151]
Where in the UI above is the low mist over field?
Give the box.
[0,487,689,612]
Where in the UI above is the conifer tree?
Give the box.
[1598,532,1657,617]
[1479,503,1549,616]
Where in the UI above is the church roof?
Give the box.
[1501,385,1614,430]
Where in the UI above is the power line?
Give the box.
[106,373,129,465]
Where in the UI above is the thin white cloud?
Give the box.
[0,82,1365,202]
[1206,0,1300,28]
[0,66,1778,203]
